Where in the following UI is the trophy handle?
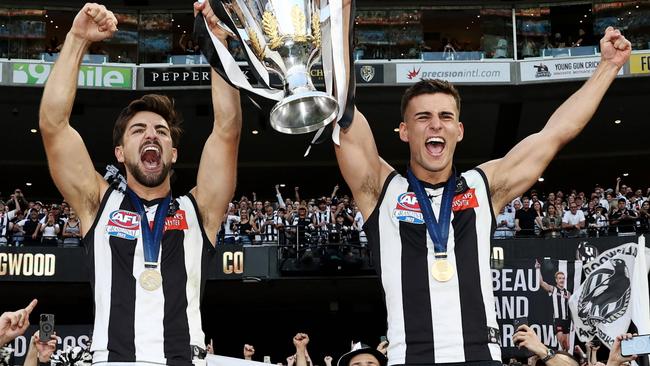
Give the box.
[216,20,238,39]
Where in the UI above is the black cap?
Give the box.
[337,343,387,366]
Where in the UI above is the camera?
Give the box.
[39,313,55,341]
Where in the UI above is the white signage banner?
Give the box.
[395,62,511,84]
[520,56,623,82]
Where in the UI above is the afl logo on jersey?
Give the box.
[393,192,424,224]
[106,210,141,240]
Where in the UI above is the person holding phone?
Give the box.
[607,333,638,366]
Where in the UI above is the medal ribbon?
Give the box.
[126,188,172,269]
[406,167,455,257]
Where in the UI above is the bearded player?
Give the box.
[39,3,237,365]
[336,28,630,365]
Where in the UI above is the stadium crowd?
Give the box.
[1,178,648,247]
[0,300,642,366]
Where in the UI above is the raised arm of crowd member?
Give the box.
[585,340,600,366]
[39,4,116,232]
[295,187,301,205]
[513,325,578,366]
[330,184,339,201]
[243,344,255,361]
[480,27,631,215]
[606,334,637,366]
[276,185,286,208]
[23,331,57,366]
[325,355,335,366]
[293,333,309,366]
[535,259,554,293]
[191,0,242,245]
[0,299,37,346]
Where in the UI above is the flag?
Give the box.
[569,236,650,348]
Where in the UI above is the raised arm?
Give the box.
[39,4,116,232]
[335,109,394,219]
[535,260,554,293]
[480,27,631,214]
[191,1,242,246]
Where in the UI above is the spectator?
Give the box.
[532,201,545,236]
[237,210,256,245]
[352,205,367,245]
[21,210,41,246]
[495,206,515,239]
[274,207,290,244]
[223,204,241,244]
[38,213,60,246]
[6,189,28,212]
[260,204,278,242]
[62,209,82,246]
[638,200,650,233]
[0,299,38,346]
[562,203,586,238]
[606,333,638,366]
[541,204,562,239]
[23,331,57,366]
[0,196,21,245]
[610,198,638,235]
[515,197,536,237]
[545,192,556,206]
[589,206,609,237]
[512,324,578,366]
[10,210,26,246]
[337,342,387,366]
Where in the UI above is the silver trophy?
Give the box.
[217,0,339,134]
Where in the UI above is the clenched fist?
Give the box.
[599,26,631,69]
[70,3,118,43]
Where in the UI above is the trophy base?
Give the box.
[270,91,339,135]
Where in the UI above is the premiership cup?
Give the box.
[215,0,339,134]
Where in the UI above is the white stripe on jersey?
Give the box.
[91,190,119,363]
[180,196,206,349]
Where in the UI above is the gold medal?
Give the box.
[139,269,162,291]
[431,259,454,282]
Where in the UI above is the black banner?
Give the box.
[0,247,86,282]
[495,259,582,359]
[0,236,641,282]
[0,245,252,282]
[142,65,326,88]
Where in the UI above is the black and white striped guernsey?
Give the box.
[551,286,570,321]
[83,186,213,366]
[364,169,501,365]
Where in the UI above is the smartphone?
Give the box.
[513,317,528,331]
[264,356,271,364]
[621,334,650,357]
[380,336,388,344]
[39,314,55,342]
